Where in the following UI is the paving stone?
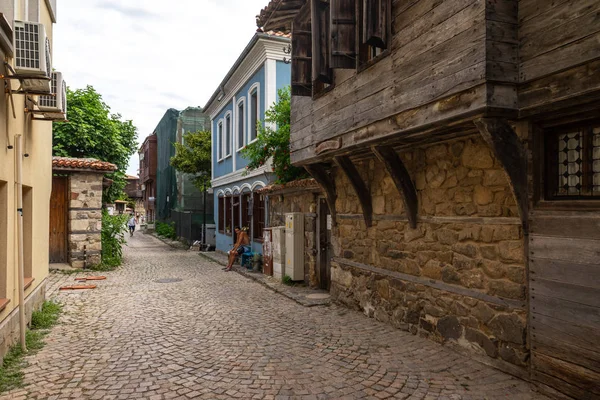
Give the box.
[0,233,548,400]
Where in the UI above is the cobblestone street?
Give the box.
[1,233,548,400]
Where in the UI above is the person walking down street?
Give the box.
[225,227,250,271]
[128,213,136,237]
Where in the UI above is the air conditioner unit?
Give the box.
[13,20,52,92]
[38,71,67,120]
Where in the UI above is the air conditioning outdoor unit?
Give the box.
[38,71,67,120]
[13,20,52,92]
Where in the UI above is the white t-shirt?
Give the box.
[128,217,136,226]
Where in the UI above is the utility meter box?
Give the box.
[285,213,304,281]
[271,226,286,280]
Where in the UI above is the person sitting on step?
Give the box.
[225,226,250,271]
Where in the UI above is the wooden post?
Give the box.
[305,164,337,228]
[372,146,418,229]
[474,118,528,229]
[333,155,373,228]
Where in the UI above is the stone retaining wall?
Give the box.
[330,135,528,371]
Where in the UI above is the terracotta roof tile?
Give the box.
[257,0,305,32]
[52,157,117,172]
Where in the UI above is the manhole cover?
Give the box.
[306,293,330,300]
[154,278,183,283]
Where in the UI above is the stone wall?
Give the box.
[268,189,320,286]
[68,173,104,268]
[330,135,528,372]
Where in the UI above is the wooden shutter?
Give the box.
[292,3,313,96]
[330,0,356,69]
[312,0,333,84]
[362,0,390,49]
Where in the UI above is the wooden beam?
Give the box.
[372,146,418,229]
[473,118,528,229]
[304,164,337,227]
[333,156,373,228]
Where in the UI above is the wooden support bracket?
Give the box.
[372,146,419,229]
[305,164,338,227]
[333,156,373,228]
[473,118,528,229]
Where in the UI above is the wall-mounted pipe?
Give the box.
[15,133,26,352]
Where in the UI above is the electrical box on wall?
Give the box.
[285,213,304,281]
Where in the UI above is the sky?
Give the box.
[53,0,271,176]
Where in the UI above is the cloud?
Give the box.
[54,0,270,175]
[95,1,159,19]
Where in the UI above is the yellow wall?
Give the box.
[0,0,54,322]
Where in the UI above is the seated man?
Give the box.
[225,227,250,271]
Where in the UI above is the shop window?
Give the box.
[545,123,600,200]
[218,196,225,233]
[241,192,251,231]
[252,192,266,241]
[225,196,232,235]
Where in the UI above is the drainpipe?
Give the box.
[15,133,26,352]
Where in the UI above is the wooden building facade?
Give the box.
[257,0,600,398]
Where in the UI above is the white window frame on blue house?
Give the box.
[217,119,224,161]
[224,111,233,159]
[248,82,261,145]
[236,97,246,152]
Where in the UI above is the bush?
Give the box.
[101,210,128,268]
[156,221,177,240]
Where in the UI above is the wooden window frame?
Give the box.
[217,120,224,161]
[311,0,334,98]
[218,196,225,233]
[249,84,260,144]
[357,0,391,72]
[236,98,246,152]
[224,112,233,158]
[241,192,251,231]
[225,196,232,236]
[535,120,600,210]
[252,192,266,242]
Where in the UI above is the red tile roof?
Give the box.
[52,157,117,172]
[257,0,305,32]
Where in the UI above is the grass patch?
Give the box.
[0,301,62,393]
[88,263,119,272]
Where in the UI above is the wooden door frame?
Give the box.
[317,197,331,291]
[49,175,69,264]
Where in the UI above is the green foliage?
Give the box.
[52,86,138,203]
[156,221,177,240]
[30,301,62,330]
[170,130,212,191]
[241,87,308,184]
[101,210,128,268]
[0,301,61,393]
[282,275,294,286]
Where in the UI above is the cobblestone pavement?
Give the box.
[1,233,548,400]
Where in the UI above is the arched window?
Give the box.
[248,83,260,143]
[236,98,246,151]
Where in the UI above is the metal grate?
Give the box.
[15,22,40,70]
[551,125,600,198]
[39,72,57,108]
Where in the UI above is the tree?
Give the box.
[242,86,308,184]
[170,130,212,190]
[52,85,138,203]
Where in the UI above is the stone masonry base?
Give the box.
[0,280,47,364]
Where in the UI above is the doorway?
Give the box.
[317,198,332,290]
[49,176,68,263]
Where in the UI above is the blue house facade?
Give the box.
[204,31,291,253]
